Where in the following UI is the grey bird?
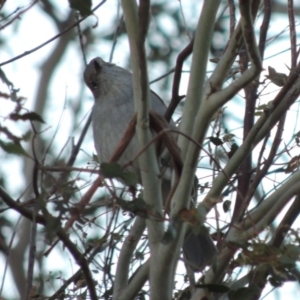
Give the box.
[83,57,217,270]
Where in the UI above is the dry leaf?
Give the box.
[265,66,288,87]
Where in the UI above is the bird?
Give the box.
[83,57,217,271]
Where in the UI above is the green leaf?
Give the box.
[116,197,149,218]
[228,285,260,300]
[285,244,300,255]
[228,143,239,158]
[195,284,229,293]
[120,171,138,186]
[268,276,282,287]
[256,104,267,110]
[0,140,30,157]
[100,162,138,186]
[285,155,300,173]
[265,66,288,87]
[22,130,32,141]
[223,200,231,212]
[209,136,223,146]
[69,0,92,17]
[162,224,177,244]
[92,153,99,163]
[222,133,235,143]
[75,223,82,230]
[209,57,221,64]
[10,112,45,123]
[112,233,123,241]
[135,251,144,260]
[278,255,296,266]
[100,162,123,178]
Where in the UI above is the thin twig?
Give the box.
[229,0,262,222]
[0,187,98,300]
[25,124,41,300]
[75,12,87,66]
[109,4,123,63]
[165,39,194,122]
[0,217,22,298]
[0,1,106,67]
[248,114,286,208]
[0,0,38,30]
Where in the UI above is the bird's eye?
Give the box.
[90,80,98,89]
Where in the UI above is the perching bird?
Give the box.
[84,57,216,270]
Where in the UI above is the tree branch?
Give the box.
[0,187,97,299]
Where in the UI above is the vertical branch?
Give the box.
[258,0,271,58]
[271,194,300,248]
[113,218,146,299]
[239,0,261,68]
[25,148,40,300]
[136,0,165,246]
[121,1,165,298]
[109,2,122,63]
[75,13,87,66]
[228,0,236,37]
[200,0,261,209]
[177,0,222,158]
[149,2,222,298]
[288,0,297,67]
[165,38,194,122]
[232,0,268,222]
[246,115,285,208]
[233,44,252,223]
[137,0,150,113]
[121,0,163,235]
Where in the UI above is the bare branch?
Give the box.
[288,0,297,67]
[113,217,146,298]
[0,1,106,67]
